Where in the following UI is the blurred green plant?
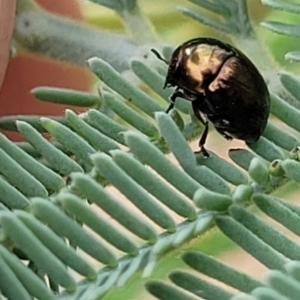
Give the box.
[1,0,300,299]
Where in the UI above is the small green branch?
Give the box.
[15,0,137,72]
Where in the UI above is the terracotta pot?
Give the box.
[0,0,16,92]
[34,0,82,19]
[0,0,93,141]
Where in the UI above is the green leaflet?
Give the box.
[32,87,101,107]
[17,121,83,175]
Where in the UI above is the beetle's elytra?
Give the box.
[152,37,270,157]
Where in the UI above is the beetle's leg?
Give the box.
[166,89,185,113]
[166,102,175,113]
[198,123,209,157]
[192,101,209,157]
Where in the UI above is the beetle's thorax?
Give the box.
[165,43,235,94]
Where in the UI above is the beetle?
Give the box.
[152,37,270,157]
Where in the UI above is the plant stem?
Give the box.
[15,0,137,72]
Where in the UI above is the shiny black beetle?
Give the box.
[152,37,270,157]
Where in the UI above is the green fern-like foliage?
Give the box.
[1,0,300,299]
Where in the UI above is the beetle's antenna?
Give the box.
[151,49,169,65]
